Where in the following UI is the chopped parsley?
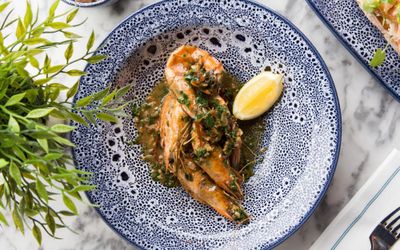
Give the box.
[195,92,208,107]
[184,70,199,83]
[195,148,207,159]
[203,113,215,128]
[370,48,386,67]
[177,91,190,107]
[231,208,248,222]
[132,104,140,117]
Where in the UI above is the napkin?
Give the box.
[311,149,400,250]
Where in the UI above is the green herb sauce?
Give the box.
[220,72,265,181]
[136,73,264,186]
[134,80,180,187]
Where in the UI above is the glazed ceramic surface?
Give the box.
[71,0,341,249]
[306,0,400,102]
[61,0,119,8]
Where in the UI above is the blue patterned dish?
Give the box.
[71,0,341,249]
[306,0,400,102]
[61,0,118,8]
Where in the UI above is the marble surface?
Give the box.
[0,0,399,249]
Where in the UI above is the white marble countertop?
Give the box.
[1,0,400,249]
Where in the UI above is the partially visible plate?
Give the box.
[61,0,118,7]
[306,0,400,101]
[71,0,341,249]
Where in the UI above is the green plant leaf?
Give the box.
[10,162,22,186]
[66,8,79,23]
[0,159,9,169]
[68,112,88,126]
[43,153,63,161]
[76,95,92,107]
[29,131,56,139]
[5,92,25,106]
[93,86,110,101]
[64,42,73,62]
[23,37,50,45]
[49,109,67,120]
[26,108,55,118]
[49,83,69,90]
[370,48,386,67]
[8,116,20,133]
[24,209,38,217]
[24,1,32,28]
[48,0,60,18]
[62,31,81,39]
[12,206,24,234]
[115,85,130,99]
[28,55,39,68]
[85,54,106,64]
[26,48,44,56]
[44,54,51,69]
[53,136,75,147]
[101,90,116,106]
[66,69,86,76]
[48,22,70,30]
[15,64,29,77]
[45,65,63,74]
[0,83,8,100]
[16,19,25,39]
[62,192,77,214]
[66,81,79,99]
[96,112,118,123]
[36,179,48,203]
[33,78,52,86]
[50,124,75,133]
[45,212,55,235]
[59,210,75,216]
[32,224,42,245]
[82,111,96,124]
[0,2,10,13]
[12,146,26,161]
[37,139,48,153]
[86,30,95,52]
[68,185,96,193]
[31,26,45,37]
[0,211,8,225]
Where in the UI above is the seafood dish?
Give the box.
[356,0,400,54]
[135,45,266,223]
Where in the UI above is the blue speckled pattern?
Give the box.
[306,0,400,101]
[71,0,341,249]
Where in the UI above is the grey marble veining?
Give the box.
[0,0,399,249]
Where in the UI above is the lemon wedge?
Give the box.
[233,71,284,120]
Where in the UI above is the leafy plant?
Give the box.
[0,0,130,244]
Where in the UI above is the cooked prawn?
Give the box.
[165,45,224,117]
[177,158,249,223]
[191,122,244,200]
[159,93,191,173]
[159,94,248,223]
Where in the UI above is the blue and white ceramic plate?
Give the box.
[71,0,341,249]
[61,0,118,8]
[306,0,400,102]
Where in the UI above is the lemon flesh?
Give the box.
[233,71,284,120]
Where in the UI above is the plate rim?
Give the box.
[71,0,342,249]
[305,0,400,103]
[61,0,115,8]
